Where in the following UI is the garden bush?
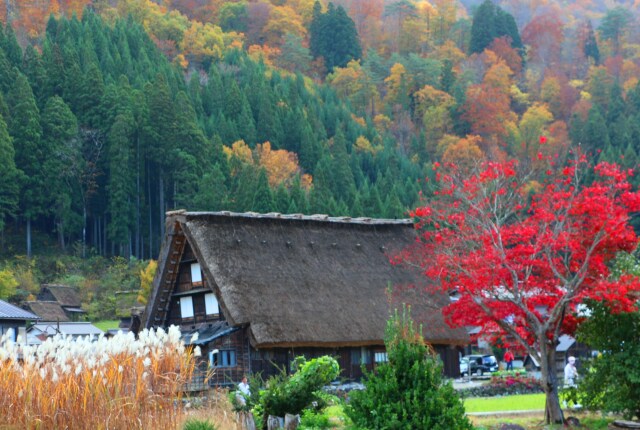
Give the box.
[299,409,331,429]
[183,418,217,430]
[258,355,340,428]
[575,299,640,419]
[346,308,472,430]
[458,375,543,397]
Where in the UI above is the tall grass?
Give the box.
[0,326,196,429]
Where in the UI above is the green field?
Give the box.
[93,320,121,332]
[464,393,546,413]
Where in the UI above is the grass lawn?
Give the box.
[464,393,546,413]
[470,412,612,430]
[93,320,120,331]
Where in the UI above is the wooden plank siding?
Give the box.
[165,242,223,327]
[188,339,462,390]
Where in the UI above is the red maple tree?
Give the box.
[400,152,640,423]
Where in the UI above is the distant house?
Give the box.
[0,299,40,343]
[27,322,103,345]
[142,211,469,387]
[36,285,86,321]
[23,301,71,322]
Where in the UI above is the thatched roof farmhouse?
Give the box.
[142,211,467,386]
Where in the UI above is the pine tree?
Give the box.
[2,24,22,67]
[274,184,291,214]
[41,96,79,250]
[252,169,274,213]
[469,0,496,54]
[192,164,228,211]
[7,73,43,257]
[364,186,383,217]
[309,1,362,72]
[78,63,105,127]
[583,20,600,65]
[329,128,355,202]
[232,165,258,211]
[469,0,521,54]
[384,188,405,219]
[347,308,472,429]
[0,107,19,233]
[289,176,309,214]
[107,112,135,255]
[22,46,48,108]
[0,49,15,94]
[440,59,456,93]
[583,107,610,153]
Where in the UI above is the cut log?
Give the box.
[613,420,640,429]
[267,415,284,430]
[284,414,300,429]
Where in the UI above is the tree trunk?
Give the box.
[135,134,141,259]
[57,219,66,251]
[26,218,31,259]
[540,340,565,424]
[82,205,87,258]
[159,175,165,244]
[147,160,153,259]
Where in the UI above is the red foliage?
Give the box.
[488,36,523,76]
[521,12,564,70]
[403,153,640,352]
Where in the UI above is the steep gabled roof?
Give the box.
[39,284,83,308]
[0,299,40,320]
[143,211,468,348]
[24,301,70,322]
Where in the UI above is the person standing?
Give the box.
[564,356,578,387]
[504,349,514,371]
[236,375,251,407]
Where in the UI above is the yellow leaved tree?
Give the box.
[138,260,157,305]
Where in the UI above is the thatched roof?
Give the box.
[144,211,468,348]
[24,301,70,322]
[39,285,83,308]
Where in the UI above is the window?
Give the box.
[190,263,202,286]
[352,347,371,365]
[180,296,194,318]
[350,348,361,365]
[209,350,237,368]
[0,326,17,342]
[374,352,388,363]
[205,293,219,315]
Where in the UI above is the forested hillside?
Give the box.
[1,0,639,264]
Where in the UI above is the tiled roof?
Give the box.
[30,322,103,336]
[0,300,40,320]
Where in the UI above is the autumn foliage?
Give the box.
[402,152,640,423]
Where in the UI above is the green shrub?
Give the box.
[259,356,340,428]
[183,418,217,430]
[576,300,640,419]
[299,409,331,429]
[346,307,473,430]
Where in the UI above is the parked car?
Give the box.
[459,357,469,376]
[461,354,499,376]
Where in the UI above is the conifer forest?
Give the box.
[0,0,639,263]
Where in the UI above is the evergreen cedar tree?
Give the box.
[399,151,640,424]
[469,0,523,55]
[309,1,362,72]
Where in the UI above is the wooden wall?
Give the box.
[190,336,462,390]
